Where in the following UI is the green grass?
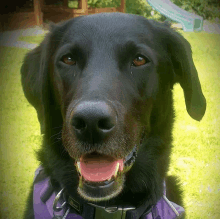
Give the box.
[0,47,42,218]
[18,35,45,44]
[170,31,220,218]
[0,32,219,218]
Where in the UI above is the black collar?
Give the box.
[51,187,151,219]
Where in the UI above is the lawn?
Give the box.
[0,31,219,218]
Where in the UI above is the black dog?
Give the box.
[21,13,206,219]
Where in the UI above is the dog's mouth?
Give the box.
[75,145,137,201]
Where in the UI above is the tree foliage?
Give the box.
[86,0,220,21]
[171,0,220,20]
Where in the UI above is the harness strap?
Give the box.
[33,167,185,219]
[140,196,185,219]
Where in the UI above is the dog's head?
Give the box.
[21,13,206,205]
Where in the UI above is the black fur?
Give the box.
[21,13,206,218]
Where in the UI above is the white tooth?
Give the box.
[77,161,81,173]
[114,162,119,177]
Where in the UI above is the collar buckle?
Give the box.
[88,203,135,219]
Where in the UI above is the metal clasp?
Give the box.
[52,189,70,219]
[53,189,66,212]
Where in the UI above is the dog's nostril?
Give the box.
[72,118,86,130]
[98,118,115,130]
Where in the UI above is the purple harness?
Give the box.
[33,166,185,219]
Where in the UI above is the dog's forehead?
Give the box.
[62,13,154,44]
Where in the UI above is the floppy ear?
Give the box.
[167,30,206,121]
[21,32,52,134]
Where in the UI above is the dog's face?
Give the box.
[55,14,158,201]
[21,13,206,205]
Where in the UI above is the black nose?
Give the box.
[71,101,117,143]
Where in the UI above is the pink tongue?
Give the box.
[80,156,124,182]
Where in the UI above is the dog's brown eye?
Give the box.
[62,55,76,65]
[132,56,148,67]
